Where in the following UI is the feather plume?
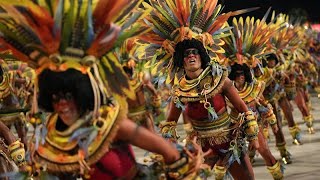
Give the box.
[223,8,285,68]
[141,0,256,84]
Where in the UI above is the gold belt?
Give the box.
[191,111,230,130]
[194,127,231,146]
[190,111,233,145]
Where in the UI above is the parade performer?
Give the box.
[120,39,161,132]
[229,64,283,180]
[141,0,259,179]
[223,14,284,179]
[266,14,306,142]
[263,53,303,143]
[0,1,202,179]
[286,25,316,134]
[0,57,35,148]
[293,61,315,134]
[253,63,293,164]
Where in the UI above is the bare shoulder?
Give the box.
[222,77,233,91]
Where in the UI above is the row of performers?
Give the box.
[1,0,320,179]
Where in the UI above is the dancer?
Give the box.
[0,1,201,179]
[222,14,284,179]
[141,1,259,179]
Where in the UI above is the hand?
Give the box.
[167,137,212,179]
[185,137,212,173]
[271,124,279,134]
[248,139,259,151]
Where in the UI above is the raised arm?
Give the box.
[166,101,182,122]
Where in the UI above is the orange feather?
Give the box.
[93,0,115,28]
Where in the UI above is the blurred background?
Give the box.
[220,0,320,24]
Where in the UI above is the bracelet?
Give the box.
[159,121,180,140]
[266,114,277,125]
[8,139,26,166]
[166,151,189,179]
[243,118,259,141]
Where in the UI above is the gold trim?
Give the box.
[256,68,274,87]
[0,74,11,99]
[189,111,232,145]
[0,113,24,127]
[191,111,230,130]
[236,81,265,104]
[196,127,231,145]
[128,105,146,114]
[173,66,228,103]
[35,96,127,173]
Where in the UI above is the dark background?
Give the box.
[220,0,320,23]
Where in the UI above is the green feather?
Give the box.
[60,0,75,52]
[203,4,222,31]
[154,4,179,28]
[190,4,205,28]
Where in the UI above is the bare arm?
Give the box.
[223,78,248,113]
[223,78,259,149]
[166,101,182,122]
[115,118,180,164]
[0,121,16,145]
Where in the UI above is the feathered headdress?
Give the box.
[223,9,285,69]
[267,13,292,62]
[0,0,147,97]
[287,25,310,62]
[270,14,312,63]
[118,38,149,73]
[116,5,152,72]
[139,0,256,84]
[0,0,147,101]
[0,0,149,177]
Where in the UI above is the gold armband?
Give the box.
[214,165,227,180]
[8,140,26,166]
[242,111,259,141]
[265,113,277,125]
[159,121,180,140]
[263,107,277,125]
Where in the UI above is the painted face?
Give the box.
[235,70,245,85]
[52,92,80,126]
[253,67,262,78]
[183,48,202,72]
[267,59,277,68]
